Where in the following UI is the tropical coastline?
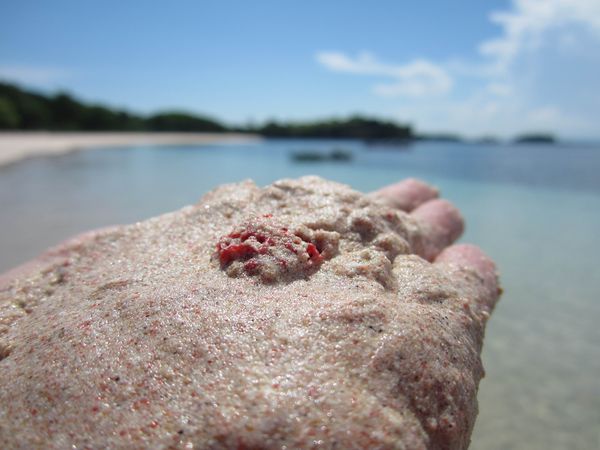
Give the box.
[0,82,560,158]
[0,132,261,167]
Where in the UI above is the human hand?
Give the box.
[0,177,500,450]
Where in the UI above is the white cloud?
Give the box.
[480,0,600,73]
[0,65,71,86]
[486,82,513,96]
[316,51,452,97]
[315,0,600,137]
[472,0,600,136]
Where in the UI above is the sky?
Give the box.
[1,0,600,138]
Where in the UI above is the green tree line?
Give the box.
[0,82,225,132]
[0,82,413,139]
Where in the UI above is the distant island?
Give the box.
[0,81,558,143]
[514,133,556,144]
[249,117,413,140]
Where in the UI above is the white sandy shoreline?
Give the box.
[0,132,262,167]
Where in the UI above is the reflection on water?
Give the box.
[1,140,599,449]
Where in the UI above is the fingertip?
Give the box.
[370,178,439,212]
[411,199,464,260]
[436,243,501,310]
[401,178,440,202]
[436,243,496,276]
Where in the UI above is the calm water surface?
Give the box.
[1,140,599,449]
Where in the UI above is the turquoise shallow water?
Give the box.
[1,139,599,449]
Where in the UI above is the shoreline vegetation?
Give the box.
[1,82,557,143]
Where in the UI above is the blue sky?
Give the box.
[1,0,599,138]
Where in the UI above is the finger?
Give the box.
[369,178,439,212]
[411,199,464,261]
[0,226,119,290]
[435,243,501,318]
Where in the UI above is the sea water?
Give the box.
[1,140,599,449]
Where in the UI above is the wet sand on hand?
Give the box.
[0,176,496,449]
[0,132,262,167]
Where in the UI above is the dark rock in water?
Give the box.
[330,149,353,161]
[291,151,325,162]
[291,149,353,163]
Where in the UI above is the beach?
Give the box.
[0,132,261,167]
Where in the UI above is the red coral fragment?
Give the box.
[216,243,257,265]
[215,216,324,280]
[306,243,323,264]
